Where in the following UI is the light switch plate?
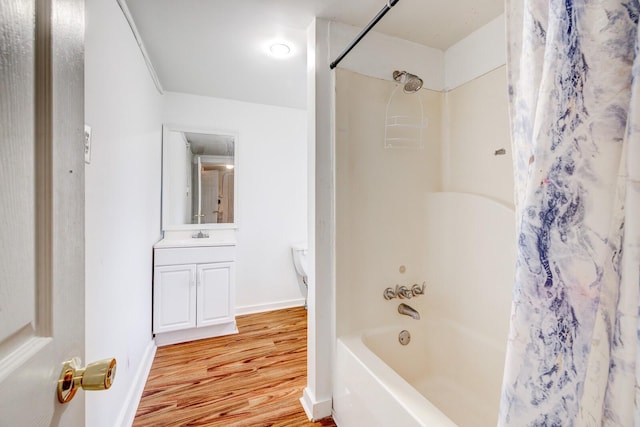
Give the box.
[84,124,92,164]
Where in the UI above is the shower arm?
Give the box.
[329,0,400,70]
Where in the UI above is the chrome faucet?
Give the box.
[384,282,427,300]
[411,282,425,296]
[396,285,414,299]
[398,303,420,320]
[383,287,397,300]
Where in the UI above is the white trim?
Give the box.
[0,337,52,383]
[116,0,164,94]
[161,124,240,232]
[306,17,336,424]
[114,340,157,427]
[300,387,333,421]
[235,298,306,316]
[154,322,238,347]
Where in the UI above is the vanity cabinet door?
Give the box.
[197,262,235,327]
[154,264,197,333]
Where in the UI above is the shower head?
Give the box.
[393,70,423,93]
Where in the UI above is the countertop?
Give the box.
[154,237,236,249]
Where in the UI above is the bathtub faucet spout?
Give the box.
[398,303,420,320]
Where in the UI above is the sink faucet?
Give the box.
[398,303,420,320]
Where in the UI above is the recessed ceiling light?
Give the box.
[269,43,291,58]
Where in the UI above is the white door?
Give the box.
[201,170,219,223]
[0,0,87,424]
[222,172,234,223]
[153,265,197,333]
[197,263,235,327]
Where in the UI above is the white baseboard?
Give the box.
[300,387,332,421]
[332,409,342,426]
[154,322,238,347]
[236,298,306,316]
[115,340,157,427]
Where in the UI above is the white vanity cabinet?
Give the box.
[153,241,237,346]
[196,262,234,327]
[153,264,197,333]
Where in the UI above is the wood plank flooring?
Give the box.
[134,307,336,427]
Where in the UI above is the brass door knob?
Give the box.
[57,357,117,403]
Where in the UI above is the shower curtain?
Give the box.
[500,1,640,425]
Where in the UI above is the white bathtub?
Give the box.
[334,316,506,426]
[333,193,515,426]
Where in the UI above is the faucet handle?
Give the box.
[411,282,426,296]
[396,285,413,299]
[192,230,209,239]
[383,287,397,300]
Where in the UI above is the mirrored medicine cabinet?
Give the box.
[161,125,238,231]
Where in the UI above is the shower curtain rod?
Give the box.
[329,0,400,70]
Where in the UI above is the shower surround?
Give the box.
[335,69,442,336]
[334,64,514,425]
[334,192,515,426]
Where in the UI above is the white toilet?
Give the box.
[291,243,308,307]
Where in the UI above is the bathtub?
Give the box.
[333,192,515,426]
[334,316,506,426]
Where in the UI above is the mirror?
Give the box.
[162,125,237,230]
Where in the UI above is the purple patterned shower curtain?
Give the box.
[499,0,640,425]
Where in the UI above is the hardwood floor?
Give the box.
[134,307,336,427]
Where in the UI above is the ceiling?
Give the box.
[125,0,504,110]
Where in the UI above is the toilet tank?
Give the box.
[291,243,308,278]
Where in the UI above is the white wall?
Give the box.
[163,92,308,313]
[84,0,163,424]
[163,130,191,224]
